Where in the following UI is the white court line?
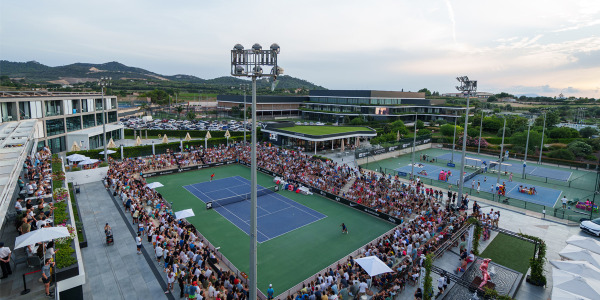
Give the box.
[253,206,293,220]
[265,193,325,219]
[262,214,327,242]
[185,184,213,202]
[217,203,271,241]
[528,167,538,176]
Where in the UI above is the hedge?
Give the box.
[66,136,243,159]
[124,128,259,139]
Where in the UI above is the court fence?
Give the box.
[354,135,432,159]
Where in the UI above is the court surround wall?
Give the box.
[356,143,432,165]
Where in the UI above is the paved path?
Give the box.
[77,181,167,300]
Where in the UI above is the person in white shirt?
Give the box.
[155,245,164,262]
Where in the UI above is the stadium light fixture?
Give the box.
[99,76,112,161]
[231,43,281,300]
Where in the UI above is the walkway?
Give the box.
[77,181,167,300]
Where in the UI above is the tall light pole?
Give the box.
[497,117,506,185]
[99,76,111,161]
[231,43,282,300]
[478,111,483,154]
[411,113,418,179]
[451,117,457,162]
[522,119,532,179]
[456,76,477,203]
[538,112,546,164]
[241,84,249,145]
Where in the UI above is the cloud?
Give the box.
[443,0,457,44]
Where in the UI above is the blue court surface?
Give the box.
[184,176,327,243]
[435,152,572,181]
[396,163,562,207]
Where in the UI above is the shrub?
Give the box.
[547,149,575,160]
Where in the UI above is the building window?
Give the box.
[19,102,31,120]
[46,119,65,136]
[95,99,103,111]
[66,116,82,132]
[96,113,104,125]
[48,136,65,153]
[107,111,117,123]
[71,100,80,114]
[81,100,89,112]
[82,114,95,129]
[45,100,62,117]
[110,98,117,109]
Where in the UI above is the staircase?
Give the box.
[341,177,356,194]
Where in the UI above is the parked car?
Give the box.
[580,218,600,237]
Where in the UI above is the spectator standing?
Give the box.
[267,284,274,300]
[136,233,142,254]
[0,242,12,279]
[562,196,568,209]
[42,259,55,297]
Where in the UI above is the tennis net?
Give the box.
[464,168,484,182]
[206,185,278,209]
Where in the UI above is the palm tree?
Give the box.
[176,106,184,120]
[139,102,148,116]
[186,111,196,122]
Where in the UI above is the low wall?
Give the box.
[66,167,109,185]
[356,143,432,165]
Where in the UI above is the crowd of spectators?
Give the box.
[104,142,479,299]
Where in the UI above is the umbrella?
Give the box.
[355,137,360,147]
[552,286,593,300]
[66,154,88,162]
[354,256,394,277]
[559,245,600,269]
[79,158,99,165]
[550,260,600,280]
[162,134,169,144]
[175,209,195,220]
[397,130,400,142]
[14,227,71,249]
[135,136,142,146]
[553,268,600,299]
[205,131,212,139]
[107,138,117,148]
[99,150,117,155]
[341,139,345,152]
[567,235,600,255]
[145,182,164,189]
[185,132,192,142]
[70,141,81,152]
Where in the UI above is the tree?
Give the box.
[382,123,391,134]
[139,102,148,116]
[510,131,542,154]
[534,111,560,128]
[567,141,593,157]
[390,120,408,135]
[467,127,479,137]
[548,127,579,139]
[350,117,366,125]
[416,120,425,129]
[482,116,503,132]
[417,129,431,136]
[548,149,575,160]
[176,106,184,119]
[186,110,196,121]
[487,96,498,102]
[440,124,463,137]
[418,88,432,97]
[580,127,598,138]
[497,127,512,137]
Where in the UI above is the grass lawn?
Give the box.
[480,232,535,275]
[280,125,373,135]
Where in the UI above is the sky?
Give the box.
[1,0,600,98]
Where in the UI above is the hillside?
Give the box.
[0,60,326,90]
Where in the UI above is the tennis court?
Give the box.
[436,152,573,181]
[147,164,395,295]
[395,162,562,207]
[184,176,327,243]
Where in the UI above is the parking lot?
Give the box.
[120,117,252,132]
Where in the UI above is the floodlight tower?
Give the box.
[231,43,282,300]
[99,76,112,161]
[456,76,477,203]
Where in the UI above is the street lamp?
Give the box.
[240,84,250,145]
[99,76,111,161]
[231,43,282,300]
[455,76,477,204]
[539,112,546,164]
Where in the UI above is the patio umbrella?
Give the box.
[567,235,600,255]
[175,209,195,220]
[135,136,142,146]
[14,227,70,249]
[107,138,117,148]
[354,256,394,277]
[185,132,192,142]
[99,150,116,155]
[552,286,592,300]
[162,134,169,144]
[397,130,400,141]
[552,268,600,299]
[70,141,81,152]
[145,182,164,189]
[550,260,600,280]
[66,154,88,162]
[341,139,345,152]
[79,158,99,165]
[559,244,600,269]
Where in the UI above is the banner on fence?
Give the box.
[355,137,431,159]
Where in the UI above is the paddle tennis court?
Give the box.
[184,176,327,243]
[436,152,573,181]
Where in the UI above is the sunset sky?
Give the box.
[2,0,599,97]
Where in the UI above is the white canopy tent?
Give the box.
[145,182,164,189]
[559,244,600,269]
[552,268,600,299]
[550,260,600,280]
[175,209,195,220]
[78,158,99,165]
[567,235,600,255]
[99,150,117,155]
[354,256,394,277]
[66,154,89,162]
[551,287,593,300]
